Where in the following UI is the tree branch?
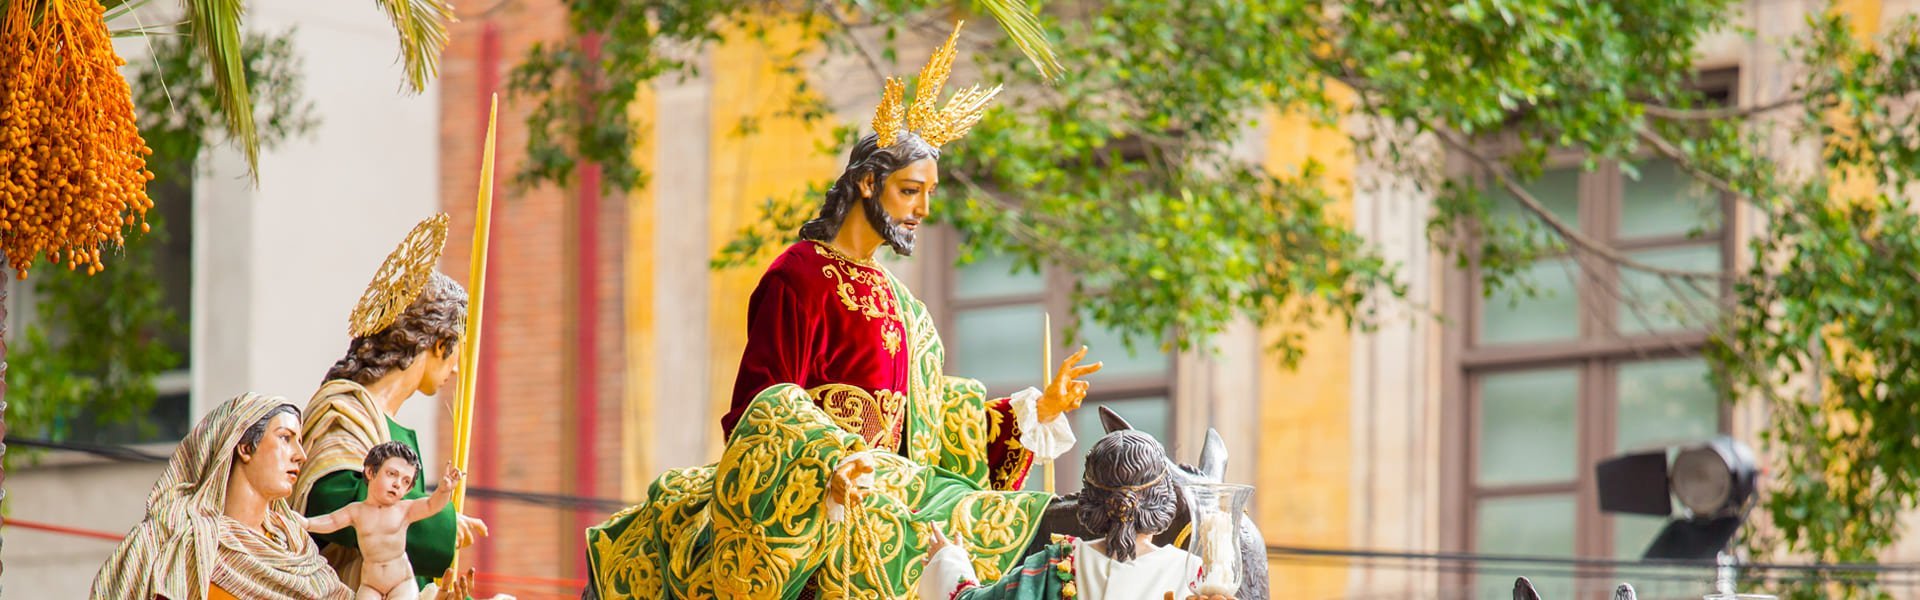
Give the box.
[1432,128,1728,282]
[1631,125,1750,199]
[814,0,891,90]
[1642,93,1810,121]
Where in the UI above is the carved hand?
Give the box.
[434,568,475,600]
[1038,346,1103,422]
[922,526,959,562]
[456,514,490,549]
[827,453,877,509]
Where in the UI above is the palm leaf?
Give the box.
[110,20,188,38]
[372,0,453,94]
[973,0,1061,82]
[183,0,258,179]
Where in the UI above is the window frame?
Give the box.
[1442,120,1741,592]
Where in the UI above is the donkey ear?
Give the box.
[1098,406,1134,433]
[1196,429,1228,481]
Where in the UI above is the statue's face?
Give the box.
[366,457,418,506]
[417,341,460,396]
[236,412,306,501]
[862,157,938,255]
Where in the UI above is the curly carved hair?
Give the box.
[362,440,422,477]
[1076,429,1179,562]
[326,271,467,385]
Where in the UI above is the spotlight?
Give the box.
[1595,436,1758,560]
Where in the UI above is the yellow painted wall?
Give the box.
[704,21,843,461]
[1257,90,1356,598]
[623,86,655,500]
[1829,0,1883,202]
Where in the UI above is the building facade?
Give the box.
[14,1,1920,599]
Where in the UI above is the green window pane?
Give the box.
[1621,158,1721,240]
[1475,495,1576,600]
[1613,514,1716,596]
[955,250,1046,300]
[1479,369,1579,486]
[1480,257,1581,345]
[1490,167,1582,241]
[1617,244,1721,334]
[1617,358,1720,452]
[1072,310,1170,380]
[952,305,1045,394]
[1613,513,1671,559]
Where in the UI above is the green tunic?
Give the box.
[302,416,459,590]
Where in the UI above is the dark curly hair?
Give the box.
[797,132,939,256]
[326,271,467,385]
[362,440,421,477]
[1076,430,1179,562]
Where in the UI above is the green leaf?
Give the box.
[183,0,258,180]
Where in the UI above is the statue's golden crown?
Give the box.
[872,21,1002,150]
[349,213,450,338]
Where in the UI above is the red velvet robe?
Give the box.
[721,241,1032,489]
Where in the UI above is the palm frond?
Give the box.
[974,0,1061,82]
[183,0,258,180]
[104,0,161,23]
[372,0,453,94]
[109,20,187,37]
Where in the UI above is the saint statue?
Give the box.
[584,21,1103,599]
[919,430,1207,600]
[292,214,492,595]
[91,393,354,600]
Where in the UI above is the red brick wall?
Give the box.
[437,3,626,596]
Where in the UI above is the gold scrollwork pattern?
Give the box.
[950,492,1050,583]
[815,244,906,357]
[936,376,992,486]
[892,281,949,468]
[809,384,908,451]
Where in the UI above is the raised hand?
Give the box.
[434,567,476,600]
[1038,346,1103,422]
[441,462,467,490]
[924,526,958,561]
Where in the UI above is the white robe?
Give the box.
[918,537,1200,600]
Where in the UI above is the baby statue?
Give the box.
[305,441,463,600]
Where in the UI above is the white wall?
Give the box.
[7,3,441,595]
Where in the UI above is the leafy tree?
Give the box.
[5,29,317,468]
[511,1,1920,595]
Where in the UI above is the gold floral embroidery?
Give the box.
[808,383,908,451]
[881,326,902,356]
[815,242,907,357]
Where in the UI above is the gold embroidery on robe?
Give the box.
[816,245,906,357]
[809,383,908,451]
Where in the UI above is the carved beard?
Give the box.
[862,190,915,256]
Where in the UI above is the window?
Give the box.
[931,234,1176,493]
[4,159,193,447]
[1453,156,1730,598]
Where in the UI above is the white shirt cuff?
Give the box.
[1010,386,1075,460]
